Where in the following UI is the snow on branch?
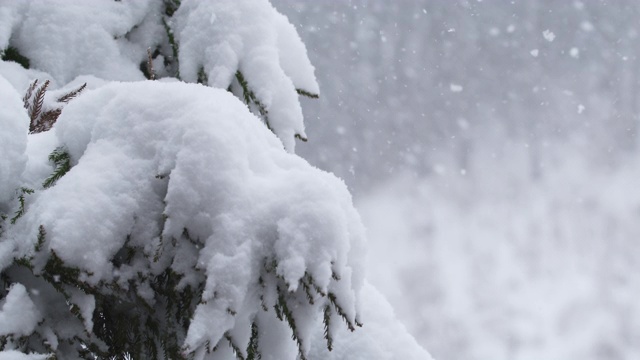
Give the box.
[1,0,318,152]
[172,0,319,152]
[2,82,364,359]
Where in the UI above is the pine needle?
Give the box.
[57,82,87,103]
[22,79,38,110]
[28,80,49,132]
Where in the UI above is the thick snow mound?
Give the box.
[173,0,317,151]
[3,0,156,84]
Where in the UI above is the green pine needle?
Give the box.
[43,147,71,189]
[10,187,34,224]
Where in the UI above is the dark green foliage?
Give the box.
[10,187,34,224]
[89,268,198,360]
[0,213,6,236]
[43,147,71,189]
[163,0,181,17]
[1,46,30,68]
[275,286,307,360]
[235,71,270,129]
[246,322,261,360]
[161,18,179,78]
[234,71,310,142]
[296,88,319,99]
[328,292,357,332]
[197,67,208,85]
[35,225,46,252]
[323,305,333,351]
[41,250,83,292]
[257,258,350,360]
[225,333,245,360]
[3,202,355,360]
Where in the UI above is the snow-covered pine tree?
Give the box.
[0,1,432,359]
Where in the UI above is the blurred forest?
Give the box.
[274,1,640,359]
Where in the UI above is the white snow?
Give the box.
[580,21,594,32]
[542,29,555,42]
[0,0,318,152]
[0,2,27,51]
[0,75,28,204]
[570,47,580,58]
[0,1,430,358]
[2,80,377,357]
[450,83,463,92]
[6,1,155,84]
[309,282,434,360]
[173,0,317,151]
[0,351,48,360]
[273,11,320,96]
[360,146,640,360]
[0,284,41,337]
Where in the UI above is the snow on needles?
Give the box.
[6,81,365,355]
[0,0,318,152]
[173,0,317,151]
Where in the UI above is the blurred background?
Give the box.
[273,1,640,359]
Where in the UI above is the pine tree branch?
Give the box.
[43,147,71,189]
[224,333,245,360]
[276,286,307,360]
[161,17,180,79]
[147,48,156,81]
[323,305,333,351]
[32,109,62,134]
[28,80,50,133]
[235,71,270,129]
[35,225,46,252]
[327,292,355,332]
[10,187,34,224]
[57,83,87,103]
[1,46,30,68]
[23,79,38,109]
[296,88,319,99]
[246,321,261,360]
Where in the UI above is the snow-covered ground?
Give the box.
[359,146,640,360]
